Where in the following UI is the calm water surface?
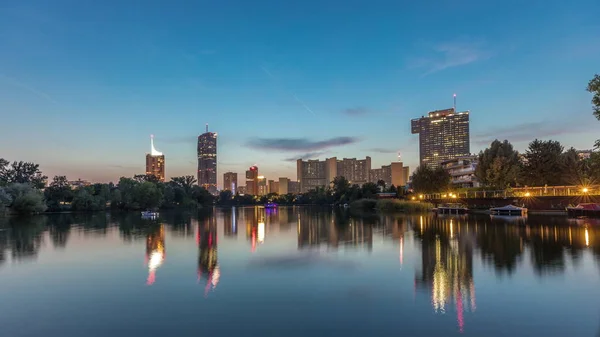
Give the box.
[1,207,599,337]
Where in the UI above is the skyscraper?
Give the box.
[411,108,470,168]
[223,172,237,193]
[197,124,217,194]
[246,166,258,195]
[145,135,165,182]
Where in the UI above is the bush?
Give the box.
[11,190,47,214]
[376,199,433,213]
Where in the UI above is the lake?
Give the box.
[1,207,599,337]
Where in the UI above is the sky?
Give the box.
[1,0,599,186]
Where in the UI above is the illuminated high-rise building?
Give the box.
[246,166,258,195]
[223,172,237,193]
[411,107,470,168]
[197,124,217,194]
[296,156,371,193]
[145,135,165,182]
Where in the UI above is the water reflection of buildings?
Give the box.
[146,225,165,285]
[414,216,476,334]
[198,217,219,295]
[243,207,265,252]
[297,210,373,251]
[223,207,238,237]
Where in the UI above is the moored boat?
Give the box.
[434,203,469,214]
[264,202,278,208]
[566,203,600,217]
[141,210,159,219]
[490,205,527,216]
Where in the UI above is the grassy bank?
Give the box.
[349,199,434,213]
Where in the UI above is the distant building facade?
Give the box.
[257,176,268,196]
[370,162,409,187]
[68,179,91,189]
[197,125,217,194]
[245,166,259,195]
[440,155,479,188]
[146,135,165,182]
[577,150,593,160]
[288,181,300,194]
[278,177,290,194]
[297,157,372,193]
[268,180,279,194]
[223,172,237,193]
[411,108,470,168]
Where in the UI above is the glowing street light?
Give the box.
[582,187,589,193]
[525,192,531,197]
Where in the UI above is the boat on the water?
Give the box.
[141,210,159,219]
[434,203,469,214]
[566,203,600,217]
[490,204,527,216]
[264,202,278,208]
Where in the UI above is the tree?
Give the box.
[134,182,163,210]
[331,176,350,203]
[411,165,451,193]
[170,175,197,194]
[191,186,214,207]
[0,187,12,211]
[475,140,521,189]
[587,74,600,149]
[44,176,73,211]
[361,182,379,199]
[133,174,161,184]
[5,183,47,214]
[0,160,47,188]
[561,147,584,185]
[522,139,564,186]
[588,74,600,121]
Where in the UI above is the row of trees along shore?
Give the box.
[411,73,600,194]
[0,158,402,215]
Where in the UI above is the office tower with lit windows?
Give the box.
[370,162,410,187]
[223,172,237,193]
[197,124,217,194]
[257,176,268,196]
[411,108,470,168]
[246,166,259,195]
[145,135,165,182]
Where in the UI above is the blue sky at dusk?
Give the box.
[1,0,599,185]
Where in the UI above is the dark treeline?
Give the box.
[411,138,600,193]
[1,158,402,215]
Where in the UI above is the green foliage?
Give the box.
[361,182,379,199]
[44,176,74,211]
[0,159,47,188]
[475,140,521,189]
[0,187,12,211]
[521,139,564,186]
[411,165,451,193]
[587,74,600,120]
[6,184,47,214]
[375,199,434,213]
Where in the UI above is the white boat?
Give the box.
[490,205,527,216]
[141,211,159,219]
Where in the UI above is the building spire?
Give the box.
[453,93,457,112]
[150,134,162,156]
[206,123,208,133]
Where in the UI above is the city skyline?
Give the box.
[1,1,599,184]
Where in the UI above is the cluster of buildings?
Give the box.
[143,101,484,194]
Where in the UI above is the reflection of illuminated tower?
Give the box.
[198,218,219,295]
[223,208,238,237]
[146,225,165,285]
[414,217,476,333]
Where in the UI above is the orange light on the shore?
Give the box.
[582,187,589,193]
[525,192,531,197]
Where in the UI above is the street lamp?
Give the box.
[582,187,589,193]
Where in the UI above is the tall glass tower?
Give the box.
[197,124,217,194]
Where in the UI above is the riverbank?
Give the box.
[350,199,435,213]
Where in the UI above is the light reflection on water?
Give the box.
[0,207,599,337]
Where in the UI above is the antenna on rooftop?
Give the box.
[453,93,457,112]
[206,123,208,133]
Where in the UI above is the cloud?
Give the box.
[411,38,493,75]
[0,73,57,103]
[247,136,360,152]
[284,151,327,162]
[342,107,369,116]
[473,121,596,147]
[367,148,397,154]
